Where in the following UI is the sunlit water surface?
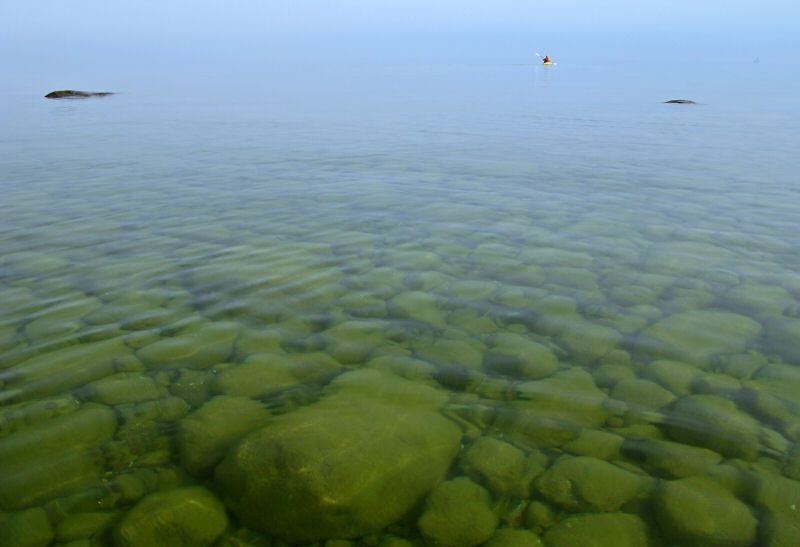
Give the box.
[2,33,800,546]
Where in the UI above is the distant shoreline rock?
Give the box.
[45,90,114,99]
[664,99,696,104]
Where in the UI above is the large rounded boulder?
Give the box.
[215,370,461,543]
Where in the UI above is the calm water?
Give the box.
[2,33,800,546]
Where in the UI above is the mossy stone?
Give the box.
[322,320,387,364]
[416,337,484,370]
[84,373,162,405]
[114,486,228,547]
[760,510,800,547]
[638,311,761,368]
[417,477,498,547]
[535,456,645,512]
[213,353,299,397]
[562,429,624,460]
[388,291,447,328]
[56,511,120,542]
[177,395,270,474]
[137,321,240,369]
[726,283,793,317]
[482,528,544,547]
[592,363,635,389]
[3,339,137,402]
[366,354,437,383]
[0,507,54,547]
[643,241,737,275]
[484,333,559,380]
[653,477,757,547]
[621,438,722,478]
[459,436,527,496]
[558,320,621,363]
[514,369,610,429]
[215,370,460,543]
[641,359,700,395]
[753,473,800,514]
[543,513,650,547]
[665,395,761,460]
[691,372,742,396]
[763,317,800,364]
[610,378,676,410]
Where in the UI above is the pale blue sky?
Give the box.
[2,0,799,37]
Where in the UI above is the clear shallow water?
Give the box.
[2,33,800,546]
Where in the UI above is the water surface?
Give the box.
[2,32,800,546]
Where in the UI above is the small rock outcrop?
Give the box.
[664,99,696,104]
[45,90,114,99]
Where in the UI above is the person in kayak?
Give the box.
[542,55,551,64]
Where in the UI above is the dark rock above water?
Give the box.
[45,90,114,99]
[664,99,697,104]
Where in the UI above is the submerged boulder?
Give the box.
[417,477,498,547]
[215,370,461,543]
[638,310,761,367]
[543,513,650,547]
[653,477,757,547]
[665,395,761,460]
[535,456,645,512]
[114,486,228,547]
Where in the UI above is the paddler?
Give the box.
[542,55,552,64]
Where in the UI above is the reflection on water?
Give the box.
[2,52,800,546]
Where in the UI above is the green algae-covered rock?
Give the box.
[388,291,447,328]
[484,333,559,380]
[2,339,137,402]
[760,510,800,547]
[459,436,527,496]
[543,513,650,547]
[544,266,599,290]
[84,373,162,405]
[643,241,737,275]
[535,456,645,512]
[522,247,593,268]
[417,477,498,547]
[114,486,227,547]
[610,378,676,410]
[0,403,117,465]
[215,370,461,543]
[322,320,387,364]
[482,528,543,547]
[641,359,700,395]
[753,473,800,514]
[0,448,104,510]
[592,363,635,389]
[726,283,794,317]
[763,317,800,364]
[621,438,721,478]
[514,369,611,429]
[137,321,240,369]
[213,353,299,397]
[638,311,761,367]
[366,354,437,383]
[558,320,621,363]
[415,337,485,370]
[0,507,54,547]
[177,396,270,475]
[653,477,757,547]
[563,429,624,460]
[665,395,761,460]
[56,511,120,543]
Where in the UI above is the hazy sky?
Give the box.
[2,0,799,38]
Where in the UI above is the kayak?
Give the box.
[542,61,554,65]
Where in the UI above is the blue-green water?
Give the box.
[2,33,800,546]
